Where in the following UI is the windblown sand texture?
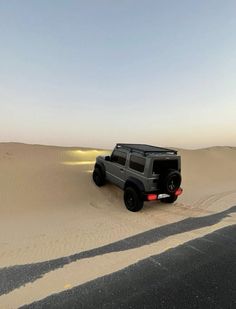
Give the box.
[0,143,235,308]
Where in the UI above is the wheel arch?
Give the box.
[124,177,145,193]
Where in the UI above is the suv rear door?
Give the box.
[126,154,147,189]
[106,150,127,188]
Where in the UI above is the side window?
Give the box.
[129,155,145,173]
[111,150,127,166]
[152,160,159,174]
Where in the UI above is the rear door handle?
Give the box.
[120,168,124,172]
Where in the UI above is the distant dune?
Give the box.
[0,143,235,308]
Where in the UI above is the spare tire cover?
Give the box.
[163,169,181,194]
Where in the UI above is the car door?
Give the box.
[105,150,127,188]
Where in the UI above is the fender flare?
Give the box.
[124,177,145,193]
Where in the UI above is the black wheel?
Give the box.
[124,187,143,212]
[161,195,178,204]
[93,168,105,187]
[163,169,181,195]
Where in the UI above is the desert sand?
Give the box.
[0,143,235,308]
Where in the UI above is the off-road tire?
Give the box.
[163,169,181,195]
[93,168,105,187]
[161,195,178,204]
[124,187,143,212]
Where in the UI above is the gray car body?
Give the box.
[95,147,181,194]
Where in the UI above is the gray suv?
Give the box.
[92,144,183,212]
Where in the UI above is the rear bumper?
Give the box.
[142,188,183,201]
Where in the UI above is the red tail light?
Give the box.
[147,194,157,201]
[175,188,183,196]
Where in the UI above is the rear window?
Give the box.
[129,155,145,173]
[111,150,127,166]
[152,159,178,174]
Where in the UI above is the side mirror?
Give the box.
[105,156,111,161]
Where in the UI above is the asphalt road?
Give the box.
[20,223,236,309]
[1,205,235,297]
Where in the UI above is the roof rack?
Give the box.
[116,144,177,156]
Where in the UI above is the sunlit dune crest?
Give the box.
[62,160,95,165]
[72,150,99,154]
[66,149,110,157]
[62,149,110,166]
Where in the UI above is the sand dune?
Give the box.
[0,143,235,308]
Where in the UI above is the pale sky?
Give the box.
[1,1,236,149]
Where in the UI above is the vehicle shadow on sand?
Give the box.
[0,205,235,296]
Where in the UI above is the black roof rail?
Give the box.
[115,143,177,155]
